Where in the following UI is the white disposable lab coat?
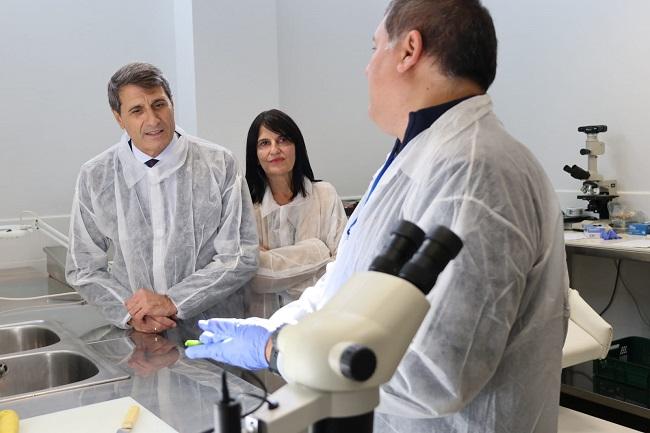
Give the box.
[246,180,347,318]
[271,95,570,433]
[66,129,258,328]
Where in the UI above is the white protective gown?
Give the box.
[271,95,570,433]
[66,128,259,328]
[246,180,347,318]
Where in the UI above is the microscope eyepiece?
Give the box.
[578,125,607,134]
[369,220,425,276]
[398,225,463,294]
[369,220,463,293]
[563,164,590,180]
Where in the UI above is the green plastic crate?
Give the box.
[593,337,650,391]
[593,376,650,408]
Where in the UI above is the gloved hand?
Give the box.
[184,317,276,370]
[600,228,620,240]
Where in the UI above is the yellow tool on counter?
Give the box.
[116,405,140,433]
[0,410,19,433]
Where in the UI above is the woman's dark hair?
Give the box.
[245,109,317,204]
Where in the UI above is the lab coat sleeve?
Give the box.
[268,259,336,326]
[250,182,347,295]
[378,196,536,417]
[166,159,258,320]
[318,182,348,256]
[251,238,332,293]
[65,170,134,328]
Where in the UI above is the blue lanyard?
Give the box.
[346,149,398,236]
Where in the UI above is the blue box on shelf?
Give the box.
[583,224,606,238]
[627,223,650,236]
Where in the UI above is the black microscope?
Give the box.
[563,125,617,220]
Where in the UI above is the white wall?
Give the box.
[275,0,389,197]
[0,0,180,268]
[191,0,280,166]
[483,0,650,339]
[3,1,650,213]
[174,0,198,135]
[0,0,179,221]
[273,0,650,204]
[4,1,650,269]
[485,0,650,214]
[0,0,282,267]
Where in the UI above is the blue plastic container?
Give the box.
[627,223,650,236]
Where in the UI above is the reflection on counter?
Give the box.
[0,300,262,433]
[0,266,82,315]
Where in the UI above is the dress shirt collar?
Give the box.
[259,178,313,218]
[130,133,178,165]
[394,95,475,155]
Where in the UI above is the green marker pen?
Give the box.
[184,339,202,347]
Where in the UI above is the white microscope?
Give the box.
[213,220,463,433]
[563,125,618,220]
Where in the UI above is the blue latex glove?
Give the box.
[600,228,620,240]
[184,317,275,370]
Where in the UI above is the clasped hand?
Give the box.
[185,318,276,370]
[125,288,178,333]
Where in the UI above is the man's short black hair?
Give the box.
[385,0,497,91]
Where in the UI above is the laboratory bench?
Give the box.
[562,231,650,431]
[565,232,650,286]
[0,268,261,433]
[565,238,650,264]
[3,243,648,431]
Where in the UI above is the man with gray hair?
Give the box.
[66,62,258,333]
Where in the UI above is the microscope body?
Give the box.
[563,125,618,219]
[244,271,430,433]
[579,127,617,195]
[228,221,463,433]
[278,271,429,391]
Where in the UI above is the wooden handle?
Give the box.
[121,405,140,430]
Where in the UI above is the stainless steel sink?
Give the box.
[0,320,128,403]
[0,324,61,355]
[0,351,98,397]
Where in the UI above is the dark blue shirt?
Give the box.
[395,96,473,154]
[346,96,473,236]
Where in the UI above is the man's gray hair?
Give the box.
[107,62,173,113]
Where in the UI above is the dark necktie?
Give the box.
[145,159,159,168]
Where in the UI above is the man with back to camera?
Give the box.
[186,1,569,432]
[66,62,259,333]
